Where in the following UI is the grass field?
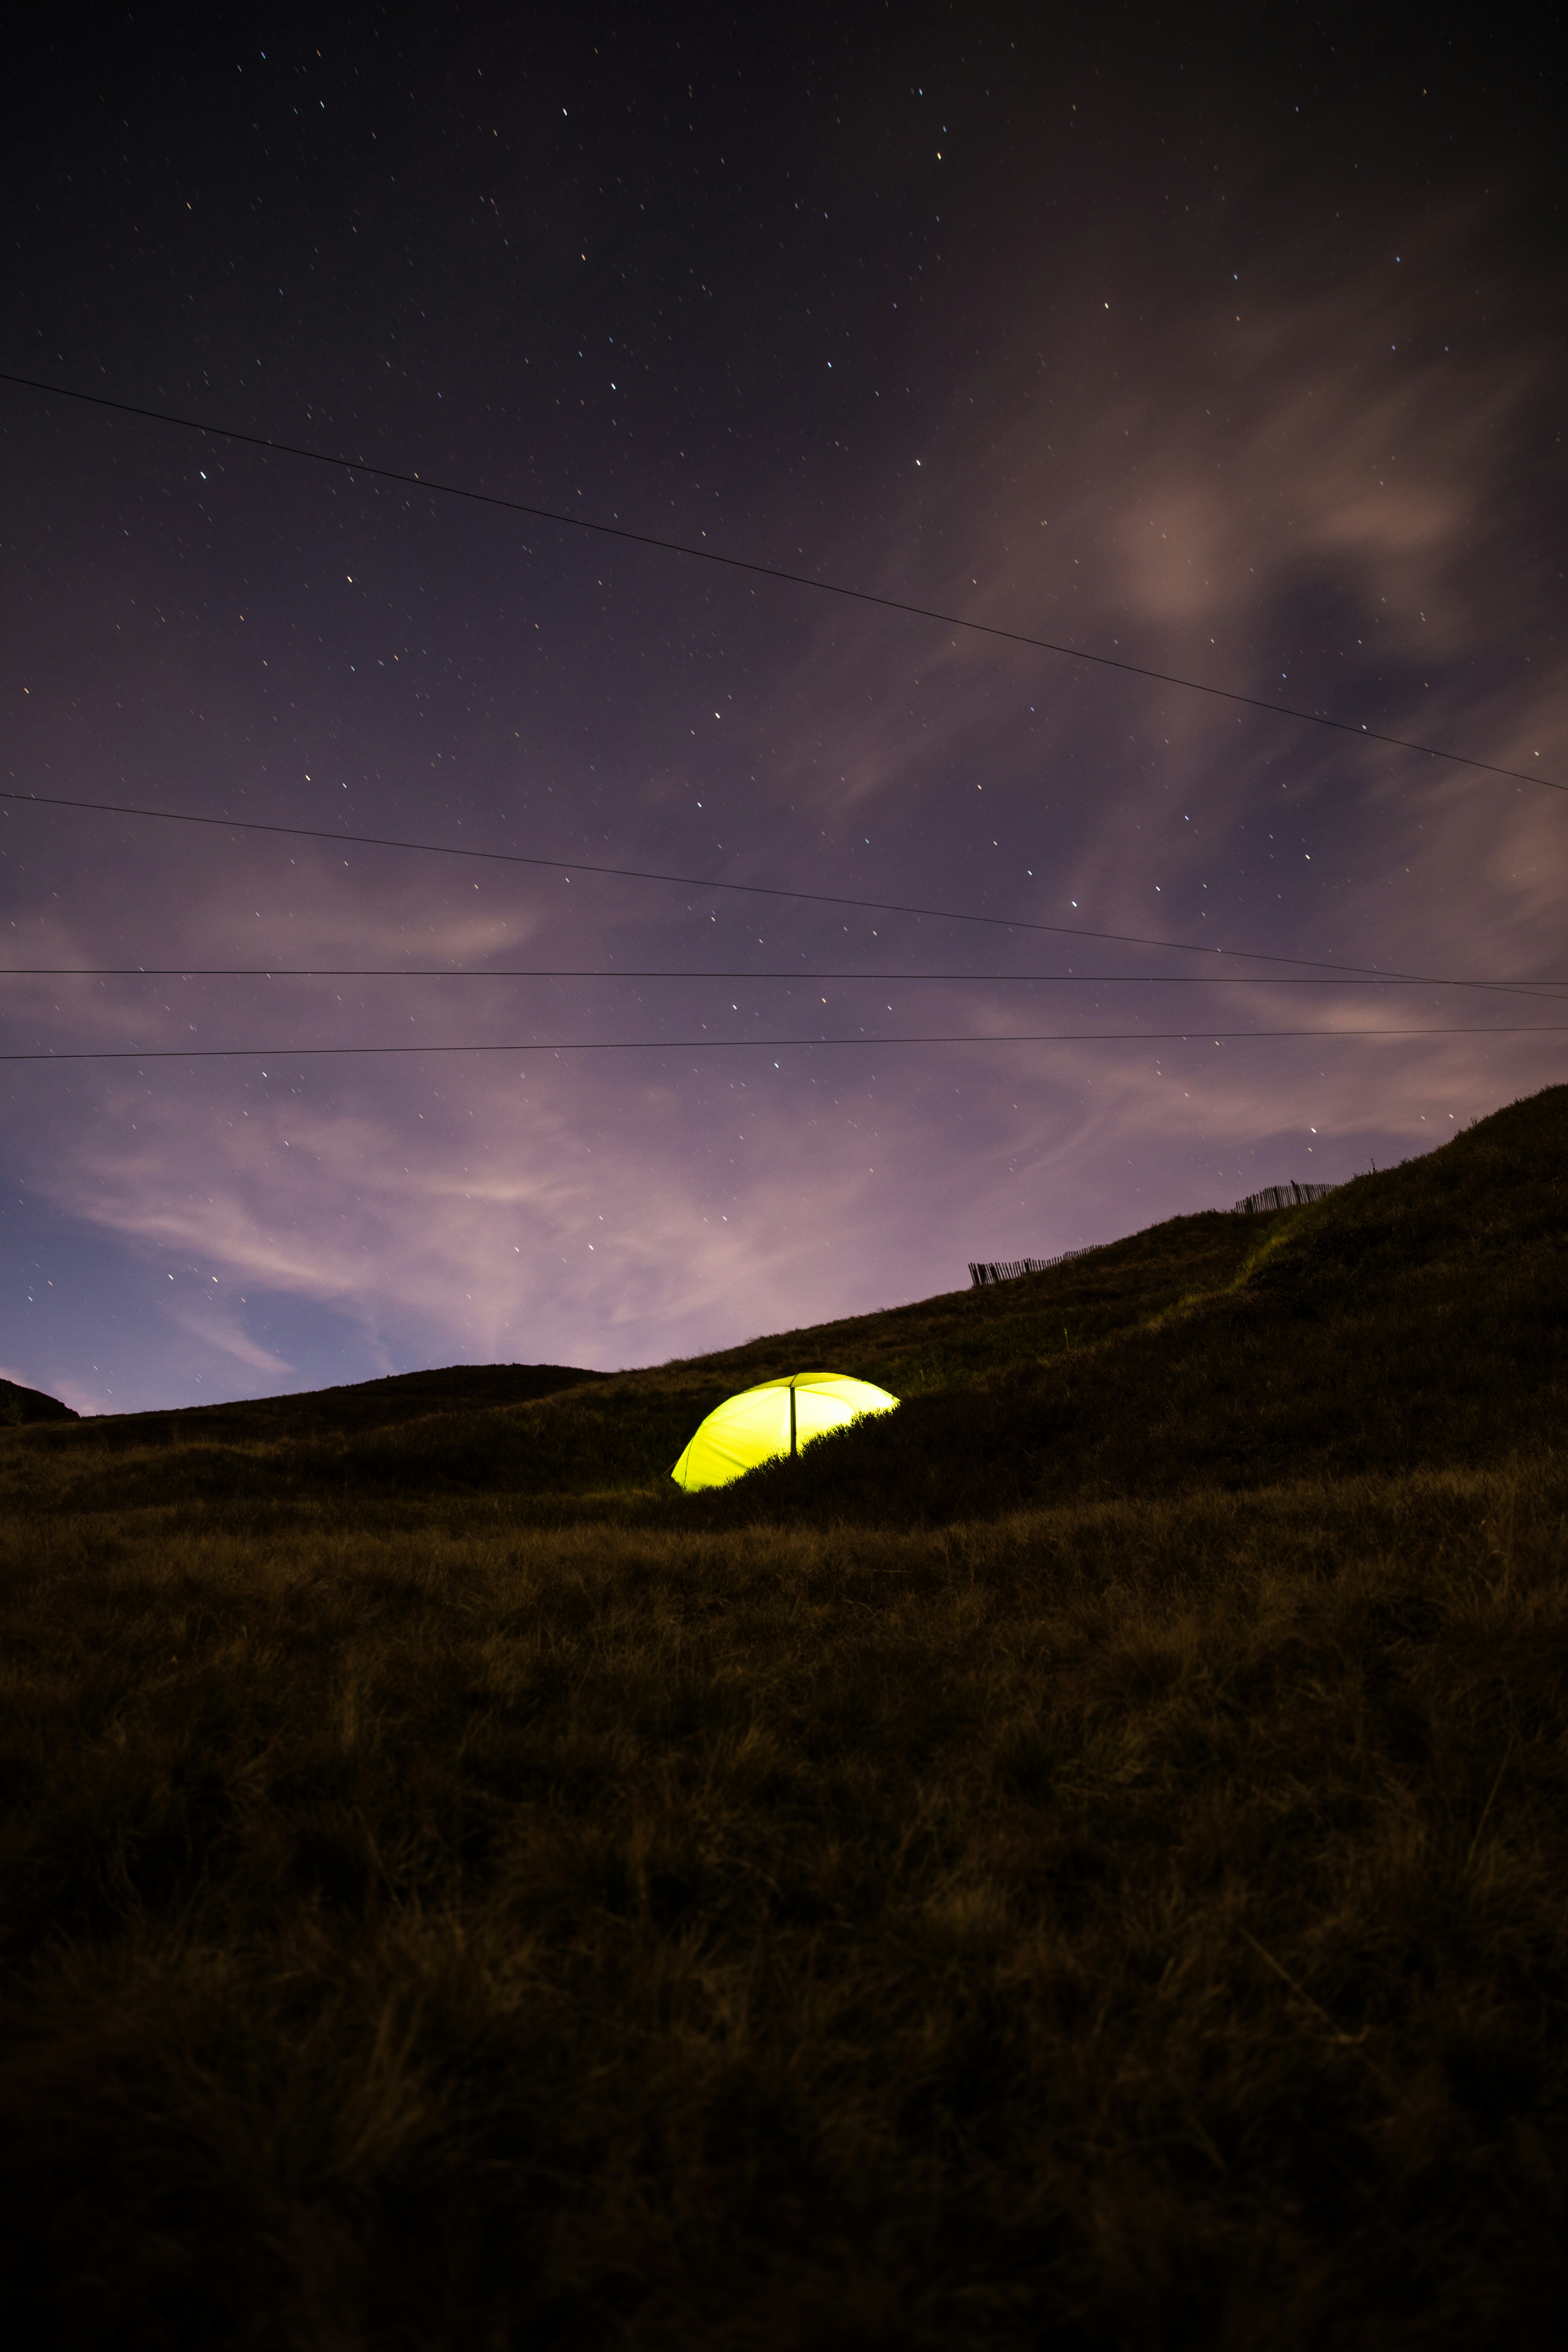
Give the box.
[2,1088,1565,2347]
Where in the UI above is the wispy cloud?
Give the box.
[3,159,1561,1407]
[163,1304,295,1377]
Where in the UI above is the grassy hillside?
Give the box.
[716,1079,1568,1523]
[3,1199,1276,1515]
[10,1083,1564,1517]
[1,1088,1565,2347]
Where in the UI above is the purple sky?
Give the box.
[3,7,1564,1414]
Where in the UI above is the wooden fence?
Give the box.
[973,1178,1344,1283]
[968,1248,1096,1287]
[1232,1180,1339,1215]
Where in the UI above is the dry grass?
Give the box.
[2,1464,1566,2347]
[2,1088,1566,2346]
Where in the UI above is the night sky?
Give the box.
[3,6,1563,1414]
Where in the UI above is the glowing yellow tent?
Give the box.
[671,1372,899,1491]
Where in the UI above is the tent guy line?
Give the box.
[0,786,1546,995]
[2,370,1560,798]
[4,1025,1565,1064]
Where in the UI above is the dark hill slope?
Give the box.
[0,1379,76,1427]
[57,1361,606,1454]
[716,1082,1568,1523]
[670,1203,1264,1398]
[1,1207,1271,1513]
[320,1204,1273,1505]
[5,1084,1563,1518]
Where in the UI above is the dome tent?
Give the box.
[671,1372,898,1492]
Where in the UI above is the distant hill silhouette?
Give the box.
[0,1377,77,1426]
[68,1361,608,1449]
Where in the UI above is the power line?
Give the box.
[2,369,1560,798]
[4,1026,1563,1065]
[5,966,1567,1001]
[0,784,1547,993]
